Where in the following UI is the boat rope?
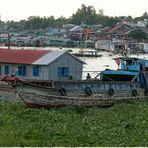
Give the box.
[103,75,115,81]
[131,74,138,82]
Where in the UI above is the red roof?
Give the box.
[0,48,50,64]
[106,23,125,34]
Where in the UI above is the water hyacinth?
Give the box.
[0,99,147,147]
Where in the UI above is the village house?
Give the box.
[0,49,85,81]
[95,23,133,51]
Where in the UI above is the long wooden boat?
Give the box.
[2,76,145,108]
[73,50,102,58]
[12,80,115,108]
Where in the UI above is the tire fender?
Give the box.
[85,87,92,96]
[108,88,114,96]
[132,89,137,97]
[59,88,67,96]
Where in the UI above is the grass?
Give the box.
[0,99,148,147]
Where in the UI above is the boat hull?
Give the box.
[14,80,145,108]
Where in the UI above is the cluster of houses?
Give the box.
[95,23,148,52]
[0,20,148,52]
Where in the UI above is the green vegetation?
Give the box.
[0,99,148,147]
[128,29,147,40]
[1,4,148,31]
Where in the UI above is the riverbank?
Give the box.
[0,99,147,147]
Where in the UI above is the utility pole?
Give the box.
[7,32,10,49]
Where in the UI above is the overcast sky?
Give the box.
[0,0,148,21]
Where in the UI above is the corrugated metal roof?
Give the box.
[33,51,65,65]
[33,51,86,65]
[0,48,50,64]
[0,48,85,66]
[69,25,83,32]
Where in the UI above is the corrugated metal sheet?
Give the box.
[33,51,65,65]
[33,51,85,65]
[0,48,85,66]
[0,48,50,64]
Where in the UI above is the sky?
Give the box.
[0,0,148,21]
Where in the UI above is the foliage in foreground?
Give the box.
[0,99,148,147]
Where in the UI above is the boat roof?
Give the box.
[101,70,139,75]
[113,57,147,61]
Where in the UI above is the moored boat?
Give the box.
[73,50,102,57]
[1,76,146,108]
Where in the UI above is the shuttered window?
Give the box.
[58,67,62,78]
[18,65,26,76]
[5,65,9,75]
[32,66,41,76]
[58,67,69,78]
[63,67,69,77]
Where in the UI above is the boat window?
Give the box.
[126,60,132,66]
[144,67,148,71]
[135,61,138,65]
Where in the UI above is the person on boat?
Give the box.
[86,73,91,80]
[14,68,19,77]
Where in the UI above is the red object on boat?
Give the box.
[1,76,20,81]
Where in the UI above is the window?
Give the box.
[18,65,26,76]
[32,66,41,76]
[5,65,9,75]
[58,67,69,78]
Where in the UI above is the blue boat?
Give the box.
[100,57,148,83]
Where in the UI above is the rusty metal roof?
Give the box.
[0,48,50,64]
[0,48,85,65]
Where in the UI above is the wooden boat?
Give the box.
[2,76,145,108]
[73,50,102,58]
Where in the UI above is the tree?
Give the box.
[124,16,133,22]
[142,12,148,17]
[98,9,104,16]
[128,29,146,40]
[71,4,98,25]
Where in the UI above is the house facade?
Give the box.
[0,49,85,81]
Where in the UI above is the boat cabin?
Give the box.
[99,57,148,82]
[114,57,148,71]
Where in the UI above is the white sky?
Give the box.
[0,0,148,21]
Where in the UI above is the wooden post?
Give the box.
[8,33,10,49]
